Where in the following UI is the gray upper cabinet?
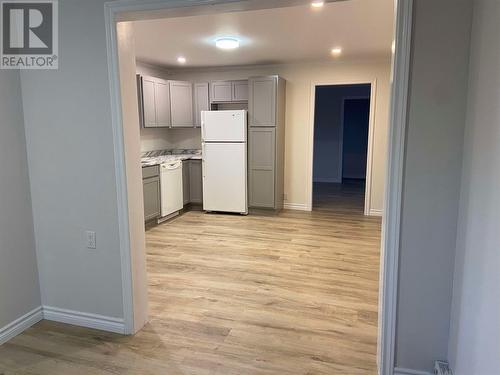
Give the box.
[155,80,171,127]
[248,76,277,127]
[138,75,155,128]
[211,80,248,103]
[170,81,194,127]
[232,80,249,102]
[137,75,171,128]
[211,81,232,102]
[194,82,210,127]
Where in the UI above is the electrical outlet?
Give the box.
[86,231,96,249]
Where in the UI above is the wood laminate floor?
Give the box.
[0,182,381,375]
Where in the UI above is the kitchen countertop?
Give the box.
[141,149,202,167]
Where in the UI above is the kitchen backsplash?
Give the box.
[140,127,202,152]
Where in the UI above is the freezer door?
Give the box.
[202,142,248,214]
[201,110,247,142]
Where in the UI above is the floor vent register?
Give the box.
[434,361,452,375]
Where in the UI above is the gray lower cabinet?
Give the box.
[249,128,276,208]
[142,165,161,222]
[181,159,203,206]
[182,160,190,205]
[189,160,203,204]
[248,76,286,210]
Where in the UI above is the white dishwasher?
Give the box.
[160,160,183,218]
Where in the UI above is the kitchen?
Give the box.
[138,73,286,223]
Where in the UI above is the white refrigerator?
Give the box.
[201,110,248,215]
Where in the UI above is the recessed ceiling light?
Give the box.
[311,0,325,8]
[215,37,240,50]
[177,56,186,64]
[331,47,342,56]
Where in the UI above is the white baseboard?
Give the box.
[0,306,43,345]
[284,203,311,211]
[313,177,341,183]
[43,306,126,334]
[369,208,383,217]
[0,306,126,346]
[394,367,432,375]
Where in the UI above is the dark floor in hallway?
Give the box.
[313,180,366,214]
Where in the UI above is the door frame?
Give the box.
[311,90,374,214]
[308,82,375,214]
[103,1,414,374]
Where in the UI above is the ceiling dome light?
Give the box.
[215,37,240,50]
[311,0,325,8]
[177,56,186,64]
[331,47,342,56]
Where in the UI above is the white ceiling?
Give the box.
[132,0,394,69]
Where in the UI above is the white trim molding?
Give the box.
[363,83,377,216]
[378,0,414,374]
[394,368,432,375]
[43,306,126,334]
[104,2,135,335]
[284,203,311,211]
[307,79,377,216]
[369,208,383,217]
[0,307,43,345]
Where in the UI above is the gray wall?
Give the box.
[448,1,500,373]
[313,84,370,183]
[0,70,41,329]
[395,0,473,371]
[20,0,124,318]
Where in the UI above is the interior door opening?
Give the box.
[110,1,401,374]
[312,84,373,214]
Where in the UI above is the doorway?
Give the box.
[311,83,374,214]
[106,1,413,374]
